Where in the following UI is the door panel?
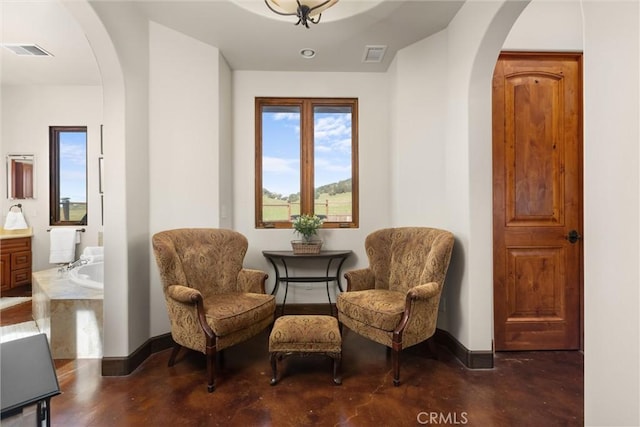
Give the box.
[506,73,564,226]
[493,52,583,351]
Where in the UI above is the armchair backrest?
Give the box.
[365,227,454,293]
[152,228,248,297]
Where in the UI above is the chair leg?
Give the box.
[206,337,216,393]
[270,353,278,385]
[168,343,182,367]
[391,342,401,387]
[333,355,342,385]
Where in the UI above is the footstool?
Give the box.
[269,315,342,385]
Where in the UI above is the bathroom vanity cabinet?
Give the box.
[0,236,32,293]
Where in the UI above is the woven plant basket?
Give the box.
[291,240,323,254]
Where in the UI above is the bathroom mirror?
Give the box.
[7,154,36,199]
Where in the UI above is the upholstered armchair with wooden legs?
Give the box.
[152,228,276,392]
[336,227,454,386]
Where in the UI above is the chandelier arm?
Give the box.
[264,0,298,16]
[308,14,322,24]
[305,0,333,14]
[265,0,333,27]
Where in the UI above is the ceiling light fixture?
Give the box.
[264,0,339,28]
[300,48,316,59]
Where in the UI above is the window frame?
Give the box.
[255,97,359,230]
[49,126,88,226]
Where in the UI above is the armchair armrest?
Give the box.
[237,268,269,293]
[166,284,203,304]
[165,284,213,339]
[407,282,440,301]
[344,268,375,292]
[394,282,442,342]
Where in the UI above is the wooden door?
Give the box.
[493,52,583,351]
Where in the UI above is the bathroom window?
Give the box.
[49,126,88,226]
[255,97,359,229]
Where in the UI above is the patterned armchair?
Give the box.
[152,228,276,392]
[336,227,454,386]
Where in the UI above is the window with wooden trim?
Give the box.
[49,126,88,226]
[255,97,358,229]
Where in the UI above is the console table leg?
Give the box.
[325,259,334,315]
[325,280,333,316]
[281,259,290,316]
[266,257,281,296]
[281,281,289,316]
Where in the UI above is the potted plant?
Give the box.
[291,214,323,254]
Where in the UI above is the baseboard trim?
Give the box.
[101,304,493,376]
[102,333,174,376]
[434,328,494,369]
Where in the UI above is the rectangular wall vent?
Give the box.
[2,44,53,57]
[362,45,387,63]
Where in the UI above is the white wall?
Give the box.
[83,0,151,356]
[502,0,583,51]
[582,2,640,425]
[1,85,103,271]
[148,22,229,336]
[232,71,391,303]
[389,30,449,228]
[218,53,233,230]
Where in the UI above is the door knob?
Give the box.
[566,230,582,244]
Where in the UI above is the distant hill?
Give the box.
[263,178,352,202]
[315,178,352,197]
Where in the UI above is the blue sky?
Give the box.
[59,131,87,203]
[262,109,352,197]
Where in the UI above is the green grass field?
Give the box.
[59,202,87,222]
[263,192,352,222]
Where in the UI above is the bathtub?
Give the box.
[32,267,103,359]
[69,262,104,290]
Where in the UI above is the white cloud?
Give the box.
[314,114,352,155]
[273,112,299,121]
[263,156,299,173]
[60,144,86,165]
[314,157,351,173]
[314,115,351,141]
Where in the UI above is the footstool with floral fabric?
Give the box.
[269,315,342,385]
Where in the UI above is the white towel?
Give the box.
[49,228,78,264]
[3,211,28,230]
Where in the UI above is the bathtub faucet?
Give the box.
[65,257,89,271]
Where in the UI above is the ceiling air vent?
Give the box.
[362,45,386,63]
[2,44,53,57]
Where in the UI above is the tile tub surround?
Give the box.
[32,268,103,359]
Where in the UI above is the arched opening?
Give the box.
[62,1,130,359]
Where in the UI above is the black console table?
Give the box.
[1,334,60,426]
[262,250,352,315]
